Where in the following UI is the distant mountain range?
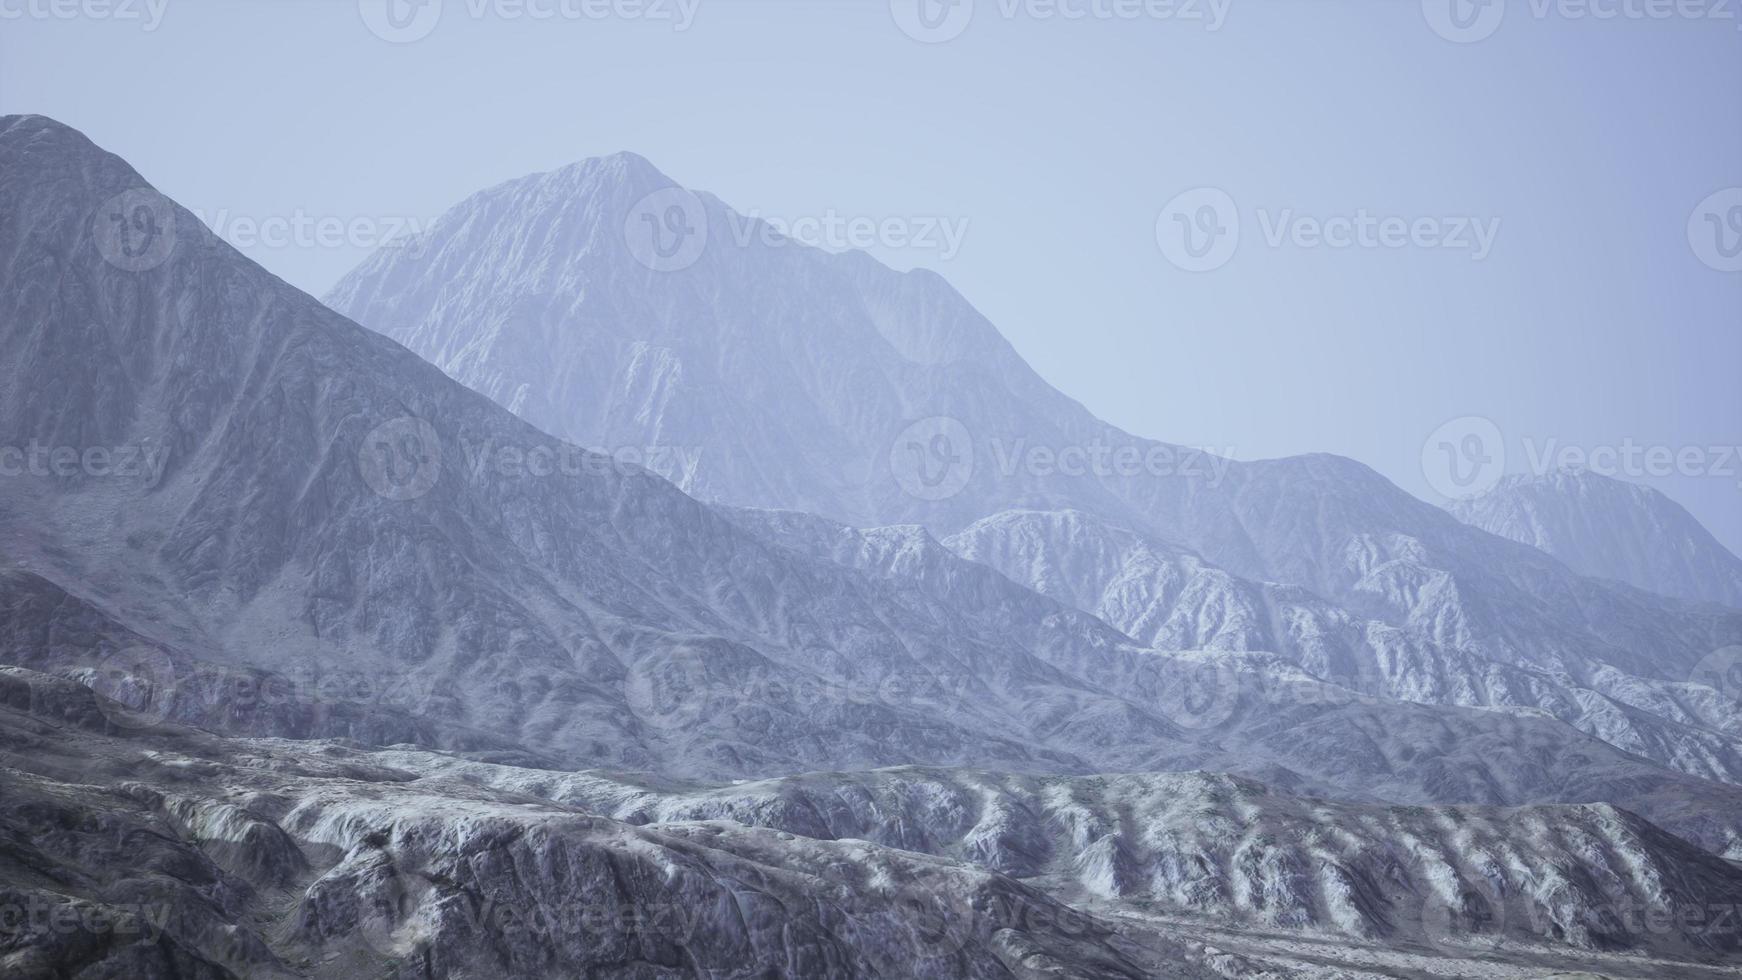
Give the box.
[324,146,1742,787]
[3,114,1741,977]
[1450,469,1742,608]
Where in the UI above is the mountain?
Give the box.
[15,109,1741,830]
[0,112,1193,783]
[324,152,1742,688]
[0,668,1190,980]
[941,507,1742,788]
[323,148,1742,787]
[6,668,1742,978]
[8,113,1742,977]
[1450,470,1742,609]
[376,753,1742,960]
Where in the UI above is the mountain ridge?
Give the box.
[1450,469,1742,609]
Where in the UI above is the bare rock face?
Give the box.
[5,114,1742,979]
[318,137,1742,824]
[321,145,1739,694]
[0,671,1203,980]
[1450,470,1742,609]
[3,674,1741,978]
[6,111,1737,848]
[356,755,1742,960]
[937,507,1742,787]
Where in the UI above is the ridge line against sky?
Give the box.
[4,0,1738,551]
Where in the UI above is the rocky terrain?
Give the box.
[323,147,1742,791]
[1450,470,1742,609]
[5,668,1741,979]
[3,113,1742,977]
[0,668,1199,979]
[323,151,1742,693]
[939,507,1742,787]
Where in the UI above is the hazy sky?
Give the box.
[5,0,1740,550]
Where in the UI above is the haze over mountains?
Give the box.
[326,150,1742,782]
[1450,469,1742,609]
[3,114,1741,978]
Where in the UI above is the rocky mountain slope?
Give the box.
[4,668,1739,978]
[0,112,1185,783]
[939,507,1742,787]
[1450,471,1742,609]
[324,153,1742,698]
[0,668,1190,980]
[8,113,1742,978]
[11,112,1740,839]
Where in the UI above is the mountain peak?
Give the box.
[541,148,679,200]
[0,112,79,140]
[0,114,116,168]
[1452,469,1742,607]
